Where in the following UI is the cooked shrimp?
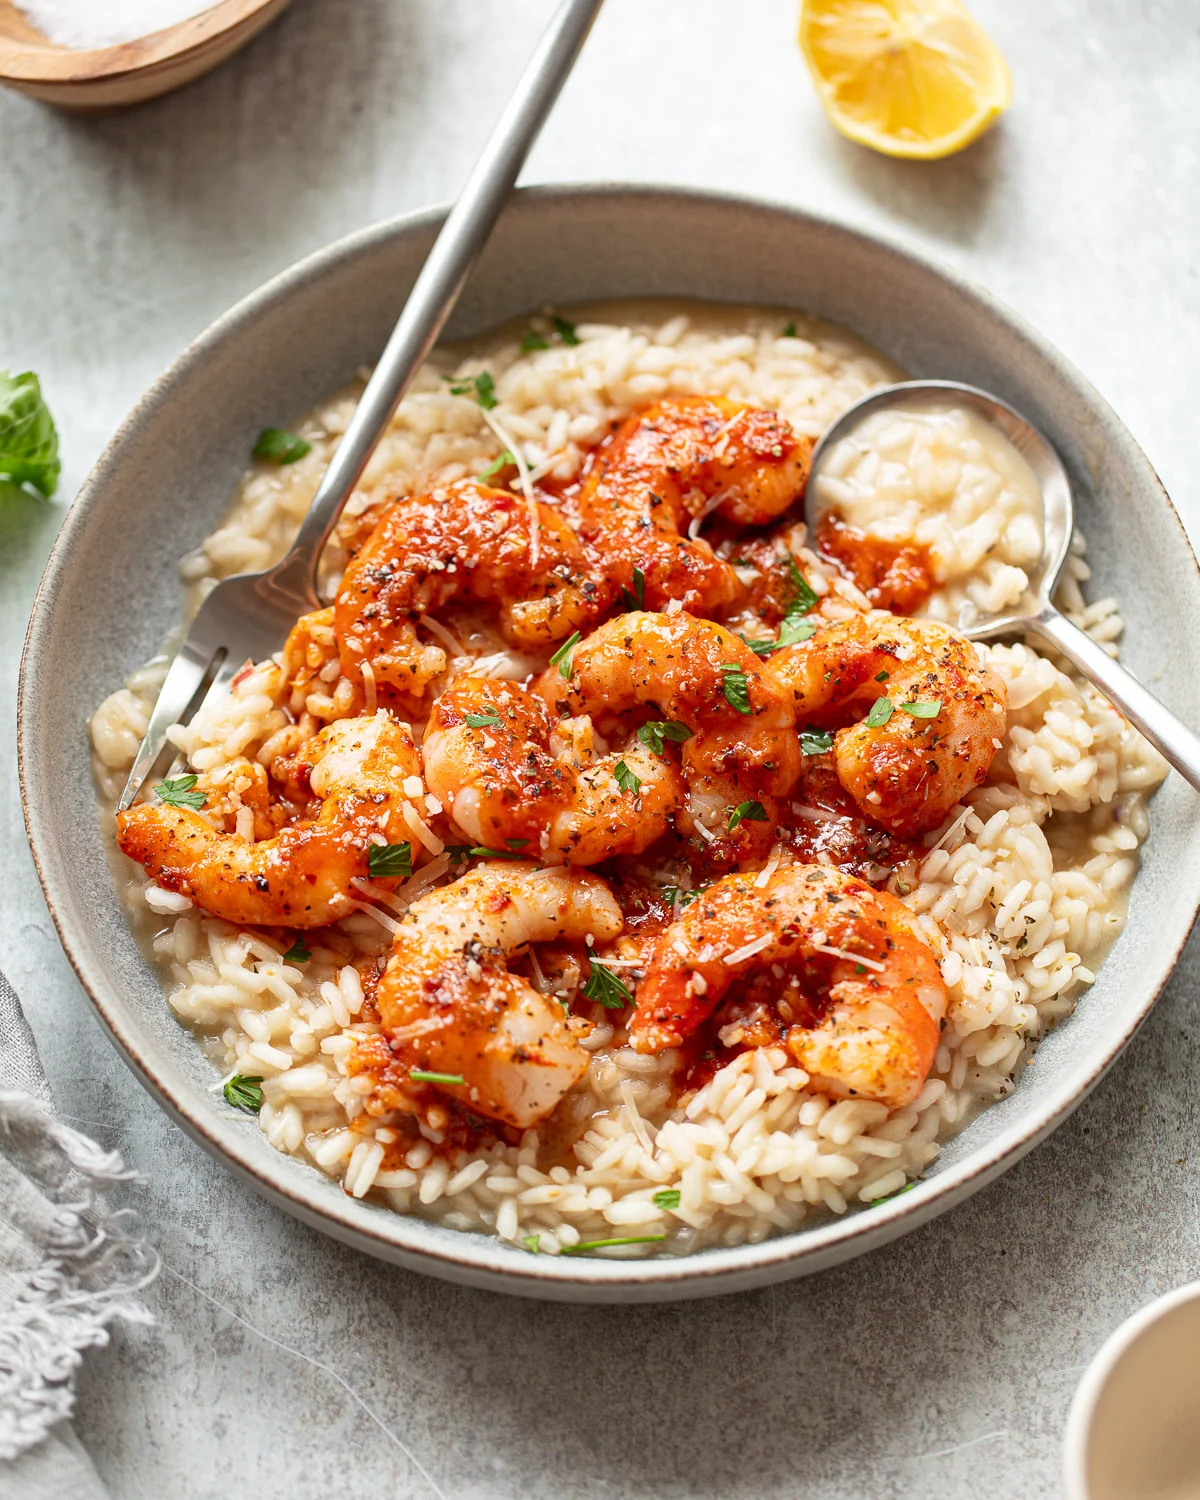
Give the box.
[577,397,813,615]
[537,610,800,862]
[768,613,1006,837]
[334,478,611,702]
[117,712,426,927]
[633,864,947,1108]
[377,862,623,1128]
[423,677,684,865]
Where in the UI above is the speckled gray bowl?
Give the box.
[19,186,1200,1302]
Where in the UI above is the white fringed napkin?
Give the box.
[0,971,157,1496]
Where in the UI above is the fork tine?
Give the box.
[117,642,225,811]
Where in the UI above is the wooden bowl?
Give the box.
[0,0,293,112]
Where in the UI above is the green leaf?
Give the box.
[721,666,752,715]
[410,1069,465,1086]
[775,615,818,649]
[739,635,777,656]
[784,557,818,618]
[619,565,646,611]
[653,1188,681,1210]
[870,1181,918,1207]
[781,322,798,338]
[900,700,942,719]
[281,937,311,964]
[505,838,529,848]
[442,371,497,409]
[522,1233,541,1253]
[468,845,526,861]
[560,1235,666,1256]
[582,950,633,1009]
[464,711,502,728]
[550,630,581,680]
[874,670,890,682]
[865,697,894,728]
[476,449,514,483]
[520,331,549,353]
[636,719,692,756]
[614,759,642,795]
[661,886,703,911]
[368,841,413,879]
[728,799,767,832]
[223,1074,263,1113]
[154,773,206,811]
[551,314,580,346]
[800,728,834,756]
[253,428,311,465]
[0,371,60,497]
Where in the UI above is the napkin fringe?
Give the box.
[0,1092,158,1462]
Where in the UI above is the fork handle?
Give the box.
[268,0,605,607]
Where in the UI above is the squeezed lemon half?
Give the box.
[799,0,1012,160]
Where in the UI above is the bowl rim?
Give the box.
[1062,1279,1200,1499]
[19,182,1200,1299]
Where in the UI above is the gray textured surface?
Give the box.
[1,0,1198,1495]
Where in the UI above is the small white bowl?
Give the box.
[1065,1282,1200,1499]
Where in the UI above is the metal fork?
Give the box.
[119,0,604,812]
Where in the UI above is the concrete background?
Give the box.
[2,1,1198,1495]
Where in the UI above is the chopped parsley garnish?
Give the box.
[505,838,529,848]
[653,1188,681,1210]
[619,565,646,611]
[520,330,549,353]
[476,449,514,483]
[464,711,502,728]
[721,664,753,715]
[871,1181,918,1207]
[281,937,311,964]
[661,886,703,911]
[522,1233,541,1254]
[800,728,834,755]
[582,950,633,1009]
[614,759,642,795]
[739,635,778,656]
[728,799,767,831]
[900,699,942,719]
[637,719,692,756]
[452,844,526,861]
[875,670,890,682]
[550,630,580,679]
[368,841,413,879]
[154,773,206,811]
[442,370,497,409]
[739,558,818,654]
[781,322,798,338]
[253,427,311,465]
[223,1074,264,1113]
[551,313,580,346]
[785,556,819,618]
[865,697,894,728]
[561,1235,666,1256]
[410,1069,465,1086]
[775,615,818,649]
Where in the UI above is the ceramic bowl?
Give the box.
[1064,1282,1200,1498]
[19,186,1200,1302]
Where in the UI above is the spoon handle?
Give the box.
[1029,606,1200,792]
[267,0,605,606]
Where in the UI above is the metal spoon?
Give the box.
[805,379,1200,791]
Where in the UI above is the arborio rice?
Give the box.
[90,302,1167,1258]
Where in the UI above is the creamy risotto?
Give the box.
[90,302,1166,1259]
